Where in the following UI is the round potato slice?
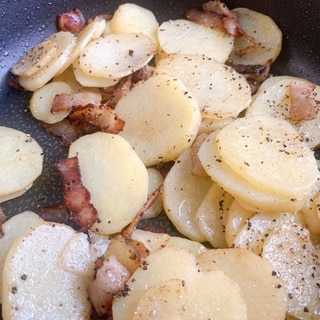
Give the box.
[158,19,234,63]
[216,115,319,199]
[115,74,201,166]
[2,222,92,320]
[155,54,252,119]
[0,126,43,203]
[78,33,156,79]
[19,31,77,91]
[68,132,149,235]
[229,7,282,65]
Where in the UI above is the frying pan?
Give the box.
[0,0,319,316]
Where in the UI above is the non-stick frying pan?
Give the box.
[0,0,319,316]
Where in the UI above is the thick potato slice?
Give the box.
[198,248,287,320]
[68,132,148,235]
[19,31,77,91]
[155,54,252,119]
[0,126,43,203]
[166,236,207,255]
[2,222,92,320]
[199,116,236,134]
[158,19,234,63]
[110,3,159,45]
[78,33,156,79]
[29,81,73,124]
[262,222,320,319]
[216,116,319,199]
[246,76,320,149]
[198,129,313,213]
[229,7,282,65]
[195,182,233,248]
[163,148,212,242]
[0,211,43,303]
[115,74,201,166]
[11,39,58,76]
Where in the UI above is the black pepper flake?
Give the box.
[20,274,27,281]
[12,286,18,294]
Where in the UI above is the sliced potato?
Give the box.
[19,31,77,91]
[155,54,252,119]
[158,19,234,63]
[68,132,149,235]
[199,116,236,134]
[163,148,212,242]
[110,3,159,45]
[262,222,320,319]
[131,229,170,253]
[115,74,201,166]
[11,39,58,76]
[198,248,287,320]
[195,182,233,248]
[216,115,319,199]
[29,81,73,124]
[166,236,207,255]
[78,33,156,79]
[229,7,282,65]
[0,126,43,203]
[246,76,320,149]
[198,129,314,213]
[0,211,43,303]
[2,222,92,320]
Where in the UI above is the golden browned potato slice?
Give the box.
[198,248,287,320]
[0,126,43,203]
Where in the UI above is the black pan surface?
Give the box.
[0,0,320,318]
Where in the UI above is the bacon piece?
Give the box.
[57,8,86,34]
[42,119,78,147]
[55,156,98,232]
[289,80,320,121]
[68,103,125,135]
[87,255,130,317]
[51,91,102,113]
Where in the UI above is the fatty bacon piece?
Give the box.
[55,156,98,232]
[186,0,258,56]
[68,103,125,136]
[289,80,320,121]
[87,255,131,317]
[57,8,86,34]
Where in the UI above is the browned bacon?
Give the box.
[55,156,98,232]
[289,80,320,121]
[57,8,86,34]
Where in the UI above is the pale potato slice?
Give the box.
[154,54,252,119]
[246,76,320,149]
[2,222,92,320]
[115,74,201,166]
[0,211,43,303]
[198,130,312,213]
[143,168,164,220]
[19,31,77,91]
[0,126,43,202]
[233,211,305,255]
[68,132,148,235]
[262,222,320,319]
[199,116,236,134]
[158,19,234,63]
[162,148,212,242]
[110,3,159,45]
[131,229,170,253]
[216,115,319,200]
[29,81,73,124]
[225,200,255,247]
[198,248,287,320]
[166,236,207,255]
[195,182,233,248]
[73,58,120,88]
[112,246,199,320]
[229,7,282,65]
[11,39,58,76]
[78,33,156,79]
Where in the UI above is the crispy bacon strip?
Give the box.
[57,8,86,34]
[55,156,98,232]
[289,80,320,121]
[68,103,125,135]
